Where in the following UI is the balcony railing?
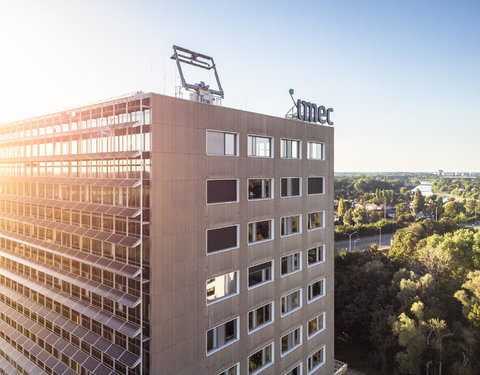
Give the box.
[334,360,348,375]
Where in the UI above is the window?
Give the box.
[217,363,239,375]
[281,326,302,356]
[206,318,239,355]
[284,363,302,375]
[308,177,324,195]
[248,343,273,374]
[248,220,273,244]
[207,180,238,204]
[281,289,301,316]
[248,261,273,288]
[248,179,272,200]
[248,135,272,157]
[281,252,301,276]
[308,279,325,302]
[307,142,324,160]
[206,271,239,305]
[307,211,324,230]
[207,130,238,156]
[308,245,325,267]
[280,139,301,159]
[280,215,301,237]
[207,225,238,254]
[308,312,325,338]
[281,178,301,197]
[248,302,273,333]
[308,347,325,374]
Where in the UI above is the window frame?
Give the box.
[247,178,274,201]
[247,219,274,245]
[307,176,325,195]
[280,251,302,277]
[280,325,302,357]
[206,179,239,205]
[307,245,325,268]
[206,317,240,356]
[217,363,239,375]
[308,278,326,303]
[248,260,274,290]
[280,177,302,198]
[206,224,240,255]
[307,211,325,231]
[206,130,239,157]
[206,270,240,306]
[307,346,326,374]
[284,363,303,375]
[280,138,301,159]
[308,312,326,339]
[280,289,302,317]
[306,141,325,160]
[248,342,274,375]
[247,134,273,158]
[280,214,302,237]
[248,301,274,334]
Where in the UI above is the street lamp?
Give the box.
[349,231,358,252]
[379,226,382,247]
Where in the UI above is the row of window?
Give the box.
[0,182,146,208]
[0,108,151,141]
[207,177,324,204]
[214,343,326,375]
[0,159,150,180]
[207,130,325,160]
[206,246,325,305]
[206,213,325,254]
[206,279,325,357]
[0,132,151,159]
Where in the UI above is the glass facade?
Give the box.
[0,93,152,375]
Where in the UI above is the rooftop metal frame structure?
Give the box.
[171,45,224,100]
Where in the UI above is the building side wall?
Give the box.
[149,94,334,375]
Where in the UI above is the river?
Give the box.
[412,182,433,196]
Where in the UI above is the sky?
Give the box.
[0,0,479,172]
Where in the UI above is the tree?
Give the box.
[455,271,480,328]
[465,199,477,216]
[397,202,411,217]
[443,200,463,218]
[413,189,425,215]
[337,198,350,220]
[353,206,368,226]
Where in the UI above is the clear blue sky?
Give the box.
[1,0,479,172]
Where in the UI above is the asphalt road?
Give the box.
[335,233,394,252]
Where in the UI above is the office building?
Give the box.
[0,91,334,375]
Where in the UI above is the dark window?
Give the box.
[207,226,238,253]
[281,178,300,197]
[248,261,272,287]
[207,180,237,204]
[308,177,324,195]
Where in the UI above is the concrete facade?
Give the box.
[149,94,334,375]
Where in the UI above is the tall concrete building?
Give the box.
[0,91,335,375]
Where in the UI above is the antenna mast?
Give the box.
[171,45,224,105]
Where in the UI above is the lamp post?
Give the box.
[349,231,358,252]
[379,226,382,248]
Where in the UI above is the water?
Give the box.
[412,182,433,197]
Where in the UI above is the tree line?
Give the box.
[335,218,480,375]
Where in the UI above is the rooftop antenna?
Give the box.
[171,45,224,105]
[286,88,297,119]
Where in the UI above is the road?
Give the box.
[335,233,394,252]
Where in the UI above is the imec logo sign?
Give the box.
[297,99,334,126]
